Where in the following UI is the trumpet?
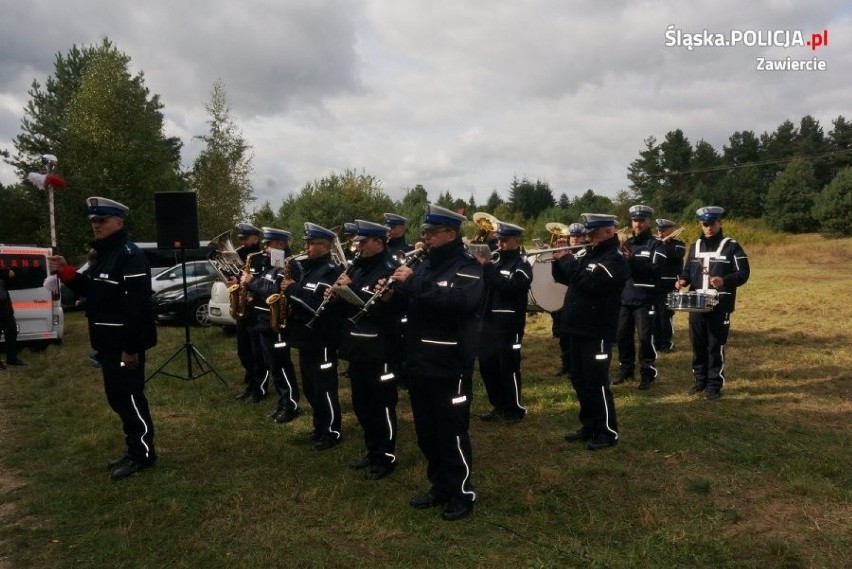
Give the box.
[524,244,590,256]
[657,227,685,242]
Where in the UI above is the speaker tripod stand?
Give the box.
[147,247,228,385]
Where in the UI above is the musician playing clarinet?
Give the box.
[676,207,750,401]
[389,204,483,522]
[330,220,404,480]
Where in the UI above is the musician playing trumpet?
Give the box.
[241,228,301,423]
[474,221,532,423]
[328,220,405,480]
[551,223,587,377]
[653,219,686,353]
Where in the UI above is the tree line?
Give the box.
[2,40,850,263]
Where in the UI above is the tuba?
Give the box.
[544,222,569,247]
[471,212,499,243]
[208,230,244,282]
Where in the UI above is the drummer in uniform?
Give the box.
[474,221,533,423]
[676,207,750,400]
[553,213,628,450]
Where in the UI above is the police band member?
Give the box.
[653,219,686,353]
[280,223,345,449]
[333,220,404,480]
[676,207,750,400]
[553,213,628,451]
[615,205,664,390]
[552,223,587,376]
[390,203,483,521]
[383,213,414,256]
[342,222,358,261]
[49,197,158,480]
[232,223,268,402]
[243,227,301,424]
[475,221,532,423]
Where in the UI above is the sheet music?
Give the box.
[269,248,286,268]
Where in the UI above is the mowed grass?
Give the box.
[1,234,849,569]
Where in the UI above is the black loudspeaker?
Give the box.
[155,192,200,249]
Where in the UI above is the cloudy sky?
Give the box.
[0,0,849,209]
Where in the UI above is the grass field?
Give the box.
[1,234,850,569]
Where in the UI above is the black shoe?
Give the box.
[107,455,132,471]
[688,384,707,395]
[235,390,252,401]
[248,393,266,404]
[365,463,395,481]
[479,410,502,422]
[553,367,567,376]
[638,378,655,390]
[442,501,474,521]
[564,429,592,443]
[0,361,5,370]
[350,455,371,470]
[273,409,300,424]
[409,492,448,509]
[612,371,632,385]
[111,458,155,481]
[6,359,26,367]
[587,435,618,451]
[503,413,525,424]
[705,389,722,401]
[312,436,340,451]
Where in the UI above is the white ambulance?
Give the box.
[0,245,65,345]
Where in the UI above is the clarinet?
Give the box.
[348,248,426,325]
[305,253,360,330]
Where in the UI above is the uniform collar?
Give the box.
[428,237,465,266]
[91,229,127,252]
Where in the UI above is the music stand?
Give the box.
[146,245,228,385]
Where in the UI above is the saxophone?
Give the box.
[266,253,304,331]
[229,250,264,319]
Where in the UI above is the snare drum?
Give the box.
[666,291,718,313]
[527,252,568,313]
